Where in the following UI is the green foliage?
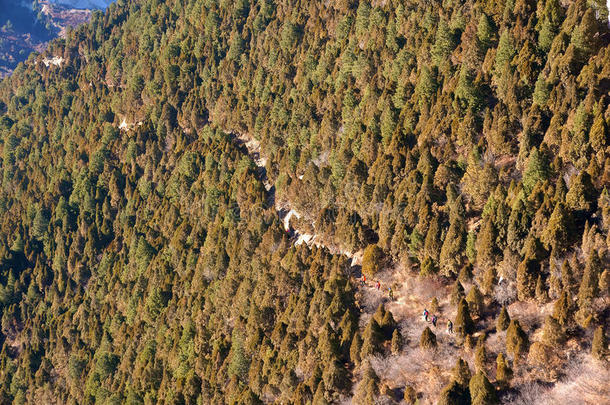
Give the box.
[362,244,384,277]
[419,327,437,350]
[469,371,498,405]
[455,298,475,337]
[0,0,607,401]
[437,380,470,405]
[506,320,529,360]
[496,306,510,332]
[495,353,512,389]
[591,326,607,361]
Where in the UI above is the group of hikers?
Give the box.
[423,308,453,334]
[359,275,453,333]
[360,275,393,299]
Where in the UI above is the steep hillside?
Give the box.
[0,0,608,404]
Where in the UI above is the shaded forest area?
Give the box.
[0,0,609,403]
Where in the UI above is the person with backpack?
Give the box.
[423,309,429,322]
[376,281,380,290]
[431,315,437,327]
[447,320,453,334]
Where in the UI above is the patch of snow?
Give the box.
[42,56,64,67]
[118,118,128,130]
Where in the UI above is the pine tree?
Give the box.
[561,260,576,294]
[350,333,362,365]
[495,353,512,389]
[451,280,466,306]
[542,316,565,346]
[523,147,550,193]
[566,171,596,212]
[517,237,542,301]
[452,357,472,387]
[423,214,442,262]
[438,380,470,405]
[474,337,487,372]
[535,275,549,304]
[481,267,496,296]
[455,298,475,337]
[506,320,529,360]
[476,216,498,267]
[391,329,402,355]
[542,202,573,253]
[591,326,607,360]
[432,19,456,66]
[466,285,484,317]
[599,269,610,297]
[469,371,498,405]
[420,327,437,350]
[578,251,601,309]
[354,361,379,404]
[362,244,384,276]
[496,306,511,332]
[361,318,383,358]
[553,289,574,327]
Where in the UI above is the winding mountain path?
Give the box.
[231,130,363,267]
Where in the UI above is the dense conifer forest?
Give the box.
[0,0,609,403]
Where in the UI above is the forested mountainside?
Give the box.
[0,0,609,404]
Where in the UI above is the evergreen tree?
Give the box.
[452,357,472,387]
[455,298,475,337]
[578,251,601,309]
[437,380,470,405]
[451,280,466,306]
[591,326,607,361]
[553,289,574,327]
[496,306,511,332]
[469,371,498,405]
[391,329,402,355]
[506,320,529,360]
[542,202,573,253]
[517,237,543,301]
[495,353,512,389]
[420,327,437,350]
[466,285,484,317]
[541,316,565,346]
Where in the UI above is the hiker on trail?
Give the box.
[362,274,366,286]
[447,320,453,334]
[423,309,429,322]
[388,287,393,300]
[376,281,380,290]
[431,315,437,327]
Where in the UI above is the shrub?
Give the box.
[419,327,437,350]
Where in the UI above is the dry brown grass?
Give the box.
[502,355,610,405]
